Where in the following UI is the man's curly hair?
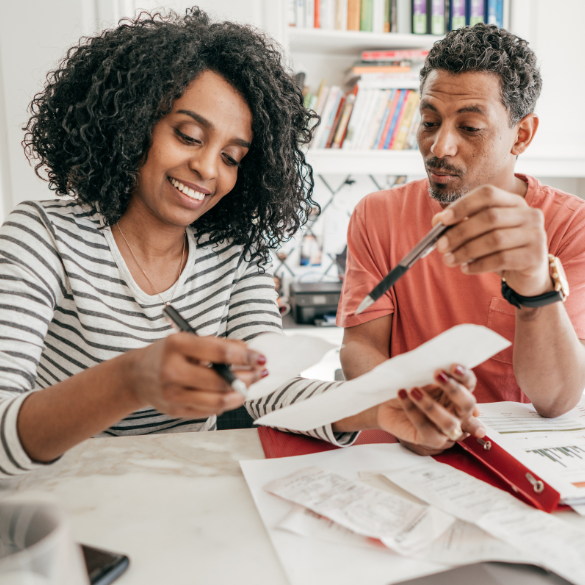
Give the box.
[420,23,542,126]
[22,8,319,265]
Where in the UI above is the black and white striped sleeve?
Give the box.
[0,202,65,477]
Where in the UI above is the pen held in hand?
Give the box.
[355,222,452,316]
[162,304,248,398]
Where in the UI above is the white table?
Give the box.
[2,429,584,585]
[0,429,287,585]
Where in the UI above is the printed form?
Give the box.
[478,401,585,505]
[383,458,585,585]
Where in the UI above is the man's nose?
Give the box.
[430,124,458,159]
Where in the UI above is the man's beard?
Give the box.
[428,185,467,204]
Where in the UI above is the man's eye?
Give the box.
[421,122,437,129]
[463,126,481,133]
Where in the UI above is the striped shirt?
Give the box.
[0,199,355,478]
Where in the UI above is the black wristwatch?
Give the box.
[501,254,569,309]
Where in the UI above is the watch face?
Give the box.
[551,257,569,299]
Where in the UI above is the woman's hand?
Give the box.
[376,364,485,456]
[128,333,266,419]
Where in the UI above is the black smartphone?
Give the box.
[394,562,570,585]
[81,543,130,585]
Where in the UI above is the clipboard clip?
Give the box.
[526,472,545,494]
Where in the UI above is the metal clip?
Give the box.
[526,473,544,494]
[477,438,491,451]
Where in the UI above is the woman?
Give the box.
[0,8,483,477]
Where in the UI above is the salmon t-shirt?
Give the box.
[337,174,585,403]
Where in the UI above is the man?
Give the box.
[333,24,585,454]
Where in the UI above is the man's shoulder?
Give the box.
[354,178,429,220]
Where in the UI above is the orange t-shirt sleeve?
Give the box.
[337,202,395,328]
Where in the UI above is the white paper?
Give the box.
[265,466,454,554]
[246,333,336,399]
[478,402,585,503]
[256,325,510,431]
[383,458,585,585]
[240,444,453,585]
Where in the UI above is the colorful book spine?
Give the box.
[325,94,347,148]
[373,89,394,148]
[365,89,391,149]
[388,89,410,148]
[342,87,369,149]
[315,87,342,148]
[362,49,429,61]
[430,0,446,34]
[360,0,373,31]
[332,87,358,147]
[392,91,420,149]
[467,0,485,25]
[353,89,377,149]
[378,89,400,148]
[449,0,466,30]
[347,0,361,29]
[383,89,407,149]
[315,0,321,27]
[412,0,427,34]
[404,108,421,149]
[486,0,503,27]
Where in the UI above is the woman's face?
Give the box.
[133,70,253,227]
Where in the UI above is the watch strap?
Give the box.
[501,279,563,309]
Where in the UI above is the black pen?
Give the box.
[355,222,452,315]
[162,304,248,398]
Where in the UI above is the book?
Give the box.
[404,107,421,149]
[315,0,321,27]
[313,86,342,148]
[364,89,391,149]
[335,0,349,29]
[397,0,412,33]
[378,89,401,148]
[342,87,370,149]
[360,0,373,31]
[332,86,358,147]
[389,0,398,31]
[295,0,305,28]
[392,91,420,149]
[373,89,395,148]
[325,93,347,148]
[314,80,329,116]
[486,0,503,27]
[347,0,361,29]
[412,0,427,34]
[430,0,447,34]
[382,89,407,149]
[305,0,315,27]
[388,89,411,148]
[351,62,411,75]
[353,89,379,149]
[449,0,466,30]
[362,49,429,61]
[467,0,485,25]
[287,0,297,26]
[372,0,386,32]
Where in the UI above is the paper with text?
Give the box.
[383,459,585,585]
[265,466,454,554]
[256,325,509,431]
[246,333,336,399]
[479,401,585,504]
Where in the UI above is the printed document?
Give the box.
[478,401,585,504]
[255,325,509,431]
[383,458,585,585]
[264,466,454,554]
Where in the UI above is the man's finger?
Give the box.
[460,245,536,275]
[433,185,526,226]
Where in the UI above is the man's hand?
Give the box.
[433,185,550,297]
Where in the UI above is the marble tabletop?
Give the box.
[0,429,288,585]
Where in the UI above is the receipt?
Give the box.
[246,333,336,400]
[383,459,585,585]
[264,466,455,554]
[256,325,509,431]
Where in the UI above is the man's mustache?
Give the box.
[425,157,465,177]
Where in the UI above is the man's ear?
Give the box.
[511,113,539,156]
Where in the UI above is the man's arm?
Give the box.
[434,185,585,417]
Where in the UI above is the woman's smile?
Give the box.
[168,176,210,209]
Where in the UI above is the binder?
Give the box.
[428,0,447,35]
[448,0,466,30]
[257,426,565,513]
[411,0,428,34]
[466,0,486,25]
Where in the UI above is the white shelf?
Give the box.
[307,150,585,178]
[287,28,441,55]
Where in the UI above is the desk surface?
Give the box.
[1,429,287,585]
[2,429,584,585]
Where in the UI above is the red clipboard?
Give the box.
[257,427,565,513]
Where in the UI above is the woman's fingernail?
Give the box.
[455,365,465,376]
[410,387,423,401]
[398,389,407,400]
[261,369,269,378]
[444,252,455,265]
[437,236,448,252]
[436,371,449,384]
[257,355,267,366]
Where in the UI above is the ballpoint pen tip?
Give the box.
[355,296,374,316]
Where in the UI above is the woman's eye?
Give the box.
[222,153,240,167]
[175,129,200,144]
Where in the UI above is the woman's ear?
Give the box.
[511,113,539,156]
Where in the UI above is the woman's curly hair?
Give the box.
[420,23,542,126]
[23,8,319,265]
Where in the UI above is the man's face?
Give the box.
[417,70,520,204]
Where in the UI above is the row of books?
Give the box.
[307,83,421,151]
[288,0,504,35]
[345,47,427,84]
